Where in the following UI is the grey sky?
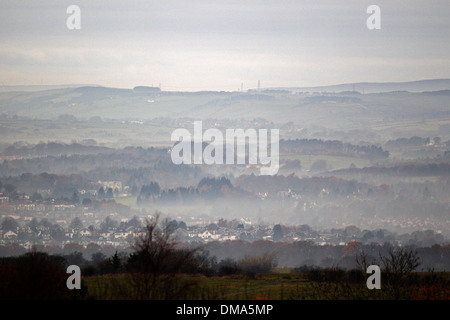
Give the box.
[0,0,449,91]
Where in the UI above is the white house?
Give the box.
[78,228,92,237]
[4,230,18,239]
[198,231,220,241]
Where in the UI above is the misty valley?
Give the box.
[2,0,450,305]
[0,82,449,300]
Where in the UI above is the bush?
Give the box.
[217,258,242,276]
[179,249,216,276]
[0,251,76,300]
[238,252,278,274]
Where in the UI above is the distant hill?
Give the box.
[0,80,448,140]
[0,84,98,93]
[271,79,450,94]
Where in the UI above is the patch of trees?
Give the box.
[0,146,169,177]
[197,176,233,198]
[385,136,430,149]
[302,95,362,104]
[0,250,87,300]
[216,253,277,276]
[0,165,202,201]
[280,139,389,160]
[137,177,243,204]
[85,162,201,192]
[137,182,161,203]
[333,162,450,177]
[0,179,18,200]
[235,174,369,196]
[0,172,87,197]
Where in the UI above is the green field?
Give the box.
[83,272,450,300]
[115,196,139,208]
[83,273,327,300]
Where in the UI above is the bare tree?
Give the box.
[356,246,421,299]
[356,250,374,272]
[380,247,421,275]
[117,213,198,299]
[380,246,421,299]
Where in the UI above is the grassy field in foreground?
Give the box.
[84,273,313,300]
[83,272,450,300]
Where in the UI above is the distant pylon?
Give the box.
[258,80,260,92]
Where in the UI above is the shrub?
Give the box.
[238,252,278,274]
[0,251,75,300]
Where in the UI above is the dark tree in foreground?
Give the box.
[108,214,200,299]
[292,246,441,300]
[379,247,421,299]
[0,251,77,300]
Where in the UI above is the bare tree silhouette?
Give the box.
[111,213,199,299]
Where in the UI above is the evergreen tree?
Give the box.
[69,217,83,230]
[110,251,121,273]
[273,224,283,241]
[106,187,114,199]
[97,187,105,199]
[71,191,80,204]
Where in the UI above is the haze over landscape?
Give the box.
[0,1,449,301]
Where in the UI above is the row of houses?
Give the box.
[0,227,145,241]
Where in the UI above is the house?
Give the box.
[220,235,237,241]
[0,196,9,204]
[114,232,132,239]
[100,232,113,240]
[23,241,33,250]
[39,230,52,240]
[198,231,220,241]
[65,231,75,239]
[4,230,18,239]
[78,228,92,237]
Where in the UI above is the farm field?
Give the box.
[83,272,450,300]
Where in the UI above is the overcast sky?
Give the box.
[0,0,449,91]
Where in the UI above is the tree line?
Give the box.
[280,139,389,160]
